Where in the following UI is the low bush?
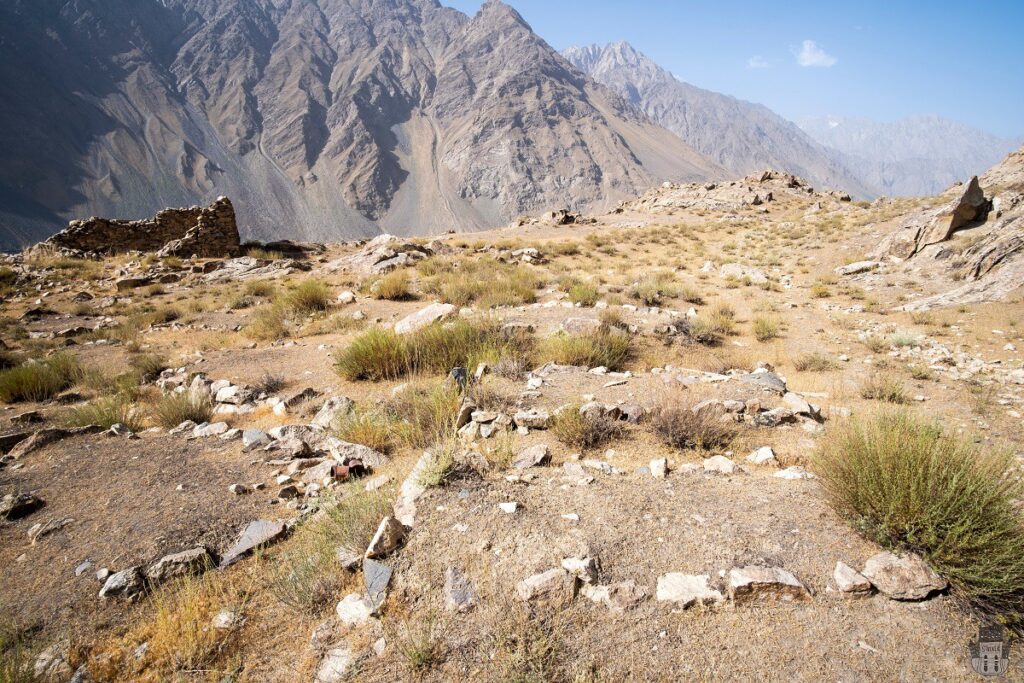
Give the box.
[793,352,839,372]
[551,407,624,449]
[630,272,679,306]
[335,319,532,382]
[567,281,599,307]
[152,392,213,428]
[368,270,414,301]
[284,279,332,314]
[751,315,780,342]
[860,374,908,404]
[245,303,289,341]
[652,406,737,451]
[0,353,81,403]
[66,394,145,431]
[814,409,1024,623]
[421,258,541,308]
[130,353,168,382]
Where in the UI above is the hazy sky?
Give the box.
[444,0,1023,138]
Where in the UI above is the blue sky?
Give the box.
[443,0,1024,138]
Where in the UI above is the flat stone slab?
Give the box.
[656,573,723,607]
[728,565,810,605]
[219,520,288,568]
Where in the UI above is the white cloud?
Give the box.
[793,40,837,68]
[747,55,769,69]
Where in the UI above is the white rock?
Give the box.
[650,458,667,479]
[314,645,354,683]
[656,573,723,607]
[394,302,456,335]
[727,566,810,605]
[774,466,814,480]
[703,455,738,475]
[834,562,872,595]
[746,446,776,465]
[498,502,519,514]
[336,593,374,627]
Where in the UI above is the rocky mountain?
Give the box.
[563,42,874,199]
[0,0,720,251]
[799,115,1020,197]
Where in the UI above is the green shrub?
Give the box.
[334,410,399,455]
[0,353,81,403]
[284,280,332,314]
[631,272,679,306]
[814,409,1024,623]
[536,328,632,370]
[384,382,461,449]
[421,259,541,308]
[567,281,599,307]
[152,392,213,428]
[270,485,392,614]
[130,353,168,382]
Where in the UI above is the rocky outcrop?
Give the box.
[877,177,992,260]
[39,197,241,258]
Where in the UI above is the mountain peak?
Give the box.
[476,0,530,29]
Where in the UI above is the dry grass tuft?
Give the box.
[551,406,624,450]
[652,405,737,452]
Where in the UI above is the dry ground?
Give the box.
[1,177,1023,681]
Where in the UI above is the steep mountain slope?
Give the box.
[0,0,720,251]
[800,114,1020,197]
[563,42,873,199]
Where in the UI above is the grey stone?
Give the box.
[219,520,288,568]
[1,492,44,520]
[364,558,392,611]
[365,516,406,559]
[314,645,355,683]
[512,444,550,470]
[146,547,213,584]
[336,592,374,627]
[312,396,354,430]
[99,566,145,599]
[444,566,476,612]
[513,408,551,429]
[516,568,573,603]
[394,302,456,334]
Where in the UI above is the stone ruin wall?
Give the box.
[42,197,241,258]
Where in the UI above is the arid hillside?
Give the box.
[2,150,1024,681]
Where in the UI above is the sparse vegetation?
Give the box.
[793,352,839,372]
[245,303,290,341]
[630,271,679,306]
[368,269,414,301]
[152,392,213,428]
[284,279,332,314]
[335,319,532,381]
[751,315,780,342]
[860,374,908,404]
[66,394,144,431]
[0,353,81,403]
[551,406,624,449]
[421,258,541,308]
[535,328,632,370]
[653,405,737,451]
[567,281,600,307]
[814,409,1024,625]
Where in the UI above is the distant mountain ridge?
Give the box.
[798,115,1021,196]
[562,41,875,199]
[0,0,721,251]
